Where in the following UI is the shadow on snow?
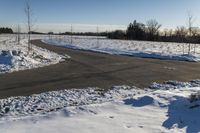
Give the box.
[123,96,200,133]
[123,96,154,107]
[162,96,200,133]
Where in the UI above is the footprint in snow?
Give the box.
[138,125,144,128]
[109,116,114,119]
[124,124,132,129]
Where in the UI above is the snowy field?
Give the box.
[1,80,200,133]
[0,34,66,74]
[2,33,200,75]
[44,35,200,62]
[1,34,200,132]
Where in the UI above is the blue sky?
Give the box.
[0,0,200,32]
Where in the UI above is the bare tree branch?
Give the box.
[146,19,161,40]
[24,0,34,52]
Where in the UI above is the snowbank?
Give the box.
[43,36,200,62]
[1,81,200,133]
[0,35,67,74]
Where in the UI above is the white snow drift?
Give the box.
[1,80,200,133]
[0,34,66,74]
[44,35,200,62]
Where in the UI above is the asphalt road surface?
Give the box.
[1,39,200,99]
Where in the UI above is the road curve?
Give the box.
[1,39,200,99]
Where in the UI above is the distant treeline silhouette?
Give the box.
[108,20,200,44]
[4,19,200,44]
[58,32,108,37]
[0,27,13,34]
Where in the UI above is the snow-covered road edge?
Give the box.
[1,80,200,133]
[1,80,200,120]
[0,38,70,74]
[43,38,200,62]
[0,86,145,119]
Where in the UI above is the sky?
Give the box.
[0,0,200,32]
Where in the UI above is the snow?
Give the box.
[0,34,67,74]
[1,34,200,132]
[43,35,200,62]
[1,81,200,133]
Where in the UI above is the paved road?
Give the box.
[1,40,200,99]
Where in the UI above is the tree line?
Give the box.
[58,31,108,37]
[0,27,13,34]
[108,19,200,44]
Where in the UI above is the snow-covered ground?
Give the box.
[1,34,200,132]
[0,34,67,74]
[1,80,200,133]
[44,35,200,62]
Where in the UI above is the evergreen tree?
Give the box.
[0,27,13,34]
[126,20,146,40]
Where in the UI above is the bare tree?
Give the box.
[175,26,187,39]
[190,27,200,54]
[162,28,168,37]
[191,27,199,37]
[96,26,99,45]
[168,29,173,37]
[146,19,161,40]
[70,24,73,44]
[187,12,195,55]
[24,1,34,52]
[17,25,21,45]
[175,26,187,54]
